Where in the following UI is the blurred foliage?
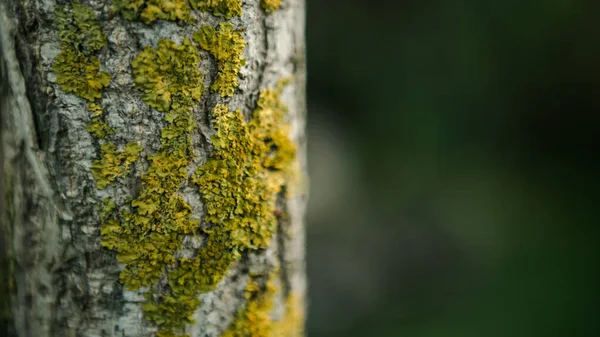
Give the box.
[306,0,600,336]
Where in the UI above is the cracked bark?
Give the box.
[0,0,307,336]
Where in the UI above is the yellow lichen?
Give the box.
[100,197,117,220]
[91,142,143,189]
[114,0,243,23]
[188,84,297,279]
[90,12,295,333]
[100,39,205,335]
[221,271,304,337]
[132,39,204,111]
[53,3,110,101]
[101,37,203,287]
[87,103,104,117]
[190,0,242,18]
[130,83,296,335]
[193,22,246,97]
[222,273,278,337]
[86,103,114,138]
[249,80,296,175]
[52,4,301,336]
[261,0,281,13]
[272,293,305,337]
[54,48,111,101]
[87,119,114,139]
[56,2,108,55]
[143,103,271,335]
[52,3,141,191]
[114,0,192,24]
[192,103,278,251]
[193,83,295,282]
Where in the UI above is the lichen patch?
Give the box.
[193,23,246,97]
[190,0,242,19]
[261,0,282,14]
[53,2,109,101]
[114,0,192,24]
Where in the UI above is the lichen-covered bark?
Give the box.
[0,0,306,336]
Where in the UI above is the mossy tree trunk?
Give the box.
[0,0,307,336]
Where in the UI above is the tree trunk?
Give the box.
[0,0,307,336]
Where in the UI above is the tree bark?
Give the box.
[0,0,307,336]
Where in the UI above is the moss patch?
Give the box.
[193,23,246,97]
[261,0,281,14]
[190,0,242,19]
[114,0,192,24]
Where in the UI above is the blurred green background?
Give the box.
[305,1,600,336]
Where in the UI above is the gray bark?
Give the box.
[0,0,307,336]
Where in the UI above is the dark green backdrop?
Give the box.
[305,1,600,336]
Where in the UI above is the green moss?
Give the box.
[91,142,143,189]
[114,0,192,24]
[132,39,204,111]
[261,0,281,13]
[53,3,110,101]
[193,23,246,97]
[190,0,242,18]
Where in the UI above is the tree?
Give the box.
[0,0,306,336]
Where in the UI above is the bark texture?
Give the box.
[0,0,307,336]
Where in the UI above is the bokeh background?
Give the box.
[305,1,600,336]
